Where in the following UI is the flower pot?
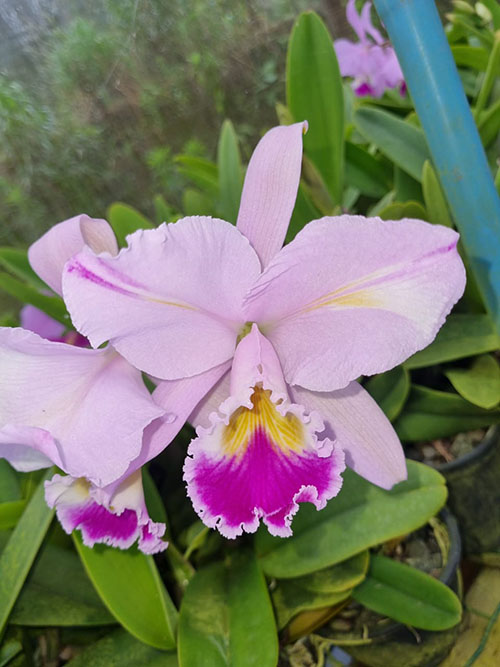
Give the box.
[318,509,462,667]
[437,425,500,555]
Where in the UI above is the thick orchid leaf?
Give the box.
[0,461,21,502]
[451,45,489,71]
[175,155,219,195]
[0,639,22,667]
[0,247,46,289]
[255,462,446,578]
[73,535,177,650]
[217,120,243,223]
[285,185,320,244]
[182,188,216,217]
[107,203,154,247]
[0,535,114,627]
[0,469,54,633]
[378,201,428,222]
[0,501,26,531]
[66,629,177,667]
[475,33,500,118]
[365,366,410,421]
[287,11,344,204]
[178,551,278,667]
[272,552,369,629]
[394,385,500,441]
[154,194,179,224]
[345,142,391,198]
[445,355,500,410]
[405,314,500,369]
[352,554,462,631]
[394,167,423,204]
[0,272,68,324]
[353,107,430,181]
[478,98,500,147]
[422,160,454,227]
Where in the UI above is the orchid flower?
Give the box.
[334,0,405,98]
[61,123,466,539]
[20,305,88,346]
[0,215,203,553]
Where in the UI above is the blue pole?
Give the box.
[373,0,500,331]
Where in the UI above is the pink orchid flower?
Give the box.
[334,0,405,98]
[62,123,466,539]
[0,215,202,553]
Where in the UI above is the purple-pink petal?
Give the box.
[290,381,407,490]
[63,219,260,379]
[20,305,66,341]
[236,122,306,269]
[28,214,117,296]
[244,215,466,392]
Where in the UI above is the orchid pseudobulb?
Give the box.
[60,123,465,539]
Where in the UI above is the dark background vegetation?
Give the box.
[0,0,453,245]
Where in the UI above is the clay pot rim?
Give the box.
[436,424,500,474]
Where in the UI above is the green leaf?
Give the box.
[285,184,320,244]
[0,469,54,634]
[107,203,154,247]
[176,155,219,195]
[394,167,423,204]
[480,0,500,29]
[0,535,115,627]
[287,11,344,203]
[255,462,446,578]
[73,535,177,650]
[364,366,410,421]
[273,552,368,629]
[478,97,500,147]
[353,107,430,181]
[345,142,391,198]
[405,314,500,368]
[422,160,454,227]
[445,355,500,409]
[182,188,215,217]
[0,461,21,502]
[153,194,178,224]
[451,45,489,71]
[378,201,428,221]
[0,639,22,667]
[474,32,500,117]
[178,550,278,667]
[352,554,462,630]
[66,629,177,667]
[217,120,243,223]
[394,385,500,441]
[0,247,46,289]
[0,272,68,325]
[0,500,26,531]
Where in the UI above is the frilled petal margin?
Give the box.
[45,471,167,554]
[244,215,466,392]
[290,382,407,490]
[184,325,344,539]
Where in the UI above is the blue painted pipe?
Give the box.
[373,0,500,330]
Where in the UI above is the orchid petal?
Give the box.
[346,0,367,41]
[244,215,465,391]
[184,326,344,538]
[290,382,406,489]
[0,424,59,471]
[360,2,384,45]
[334,39,369,78]
[63,218,260,379]
[236,123,306,268]
[28,214,118,295]
[46,471,167,554]
[20,305,66,341]
[0,327,164,486]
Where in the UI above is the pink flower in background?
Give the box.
[334,0,405,98]
[0,215,201,553]
[62,123,465,539]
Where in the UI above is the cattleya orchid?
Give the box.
[334,0,405,98]
[60,122,466,539]
[0,215,200,553]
